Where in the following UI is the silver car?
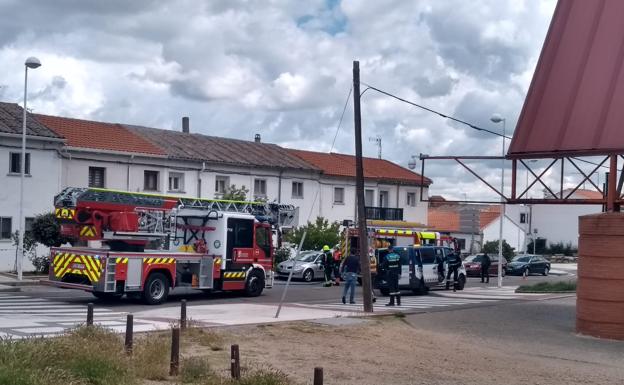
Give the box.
[276,251,325,282]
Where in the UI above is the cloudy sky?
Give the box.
[0,0,562,200]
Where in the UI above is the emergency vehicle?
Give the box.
[43,187,297,304]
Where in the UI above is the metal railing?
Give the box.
[365,206,403,221]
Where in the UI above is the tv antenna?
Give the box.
[369,135,381,159]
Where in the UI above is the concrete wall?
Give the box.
[0,137,63,271]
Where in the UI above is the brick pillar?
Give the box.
[577,212,624,340]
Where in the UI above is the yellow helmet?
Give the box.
[323,245,330,251]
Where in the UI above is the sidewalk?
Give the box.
[550,263,577,276]
[0,272,45,292]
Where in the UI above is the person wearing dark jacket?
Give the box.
[445,251,463,292]
[481,253,491,283]
[322,245,333,287]
[383,245,402,306]
[340,248,360,304]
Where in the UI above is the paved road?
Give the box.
[0,273,573,338]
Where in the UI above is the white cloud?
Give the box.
[0,0,558,200]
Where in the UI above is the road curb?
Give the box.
[0,280,42,287]
[0,285,21,293]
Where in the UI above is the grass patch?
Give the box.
[183,327,223,351]
[516,281,576,293]
[180,356,216,383]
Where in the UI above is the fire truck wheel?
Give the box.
[143,272,170,305]
[245,269,264,297]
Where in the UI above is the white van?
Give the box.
[375,246,466,295]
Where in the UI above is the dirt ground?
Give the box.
[191,315,624,385]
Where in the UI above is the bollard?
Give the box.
[86,303,94,326]
[125,314,133,355]
[230,344,240,379]
[170,327,180,376]
[313,367,323,385]
[180,299,187,329]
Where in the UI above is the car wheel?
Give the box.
[245,269,265,297]
[543,267,549,276]
[302,269,314,282]
[455,275,466,291]
[379,287,390,296]
[142,272,170,305]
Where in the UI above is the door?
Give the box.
[396,247,410,286]
[226,218,254,264]
[313,254,325,276]
[254,224,272,264]
[419,248,439,284]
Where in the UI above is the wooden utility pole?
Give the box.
[353,60,374,313]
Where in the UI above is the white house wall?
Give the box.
[0,137,63,271]
[482,214,525,254]
[530,204,602,247]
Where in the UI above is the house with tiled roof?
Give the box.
[0,103,66,270]
[288,149,430,225]
[427,202,527,254]
[0,102,432,271]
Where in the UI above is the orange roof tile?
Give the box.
[35,114,165,156]
[288,149,431,186]
[428,205,501,233]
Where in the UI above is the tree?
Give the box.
[285,217,341,251]
[26,213,72,273]
[482,239,514,261]
[222,184,249,201]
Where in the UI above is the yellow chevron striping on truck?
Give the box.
[55,208,76,220]
[79,225,97,238]
[53,252,102,283]
[223,271,246,279]
[115,257,129,264]
[143,257,175,264]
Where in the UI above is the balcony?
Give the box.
[365,206,403,221]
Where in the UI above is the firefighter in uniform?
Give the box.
[384,245,402,306]
[322,245,334,287]
[445,250,463,292]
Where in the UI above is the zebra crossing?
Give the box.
[0,294,166,339]
[295,286,536,313]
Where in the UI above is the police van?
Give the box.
[375,246,466,295]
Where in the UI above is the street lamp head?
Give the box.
[490,113,504,123]
[408,156,417,170]
[25,57,41,69]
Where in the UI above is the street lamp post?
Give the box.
[490,113,505,288]
[17,57,42,281]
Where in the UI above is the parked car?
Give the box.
[505,254,551,276]
[276,251,325,282]
[375,246,466,295]
[463,254,507,277]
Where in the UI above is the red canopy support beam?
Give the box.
[511,159,517,200]
[608,154,618,212]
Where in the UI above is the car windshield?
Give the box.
[513,256,531,263]
[465,255,483,263]
[295,252,318,262]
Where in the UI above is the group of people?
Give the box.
[321,245,342,287]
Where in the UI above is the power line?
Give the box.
[330,87,352,152]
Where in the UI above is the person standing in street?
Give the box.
[383,245,402,306]
[481,253,491,283]
[322,245,333,287]
[340,247,360,304]
[445,250,463,292]
[332,247,342,286]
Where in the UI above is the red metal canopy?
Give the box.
[508,0,624,158]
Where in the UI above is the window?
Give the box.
[0,217,11,239]
[255,226,270,248]
[456,238,466,250]
[88,167,105,188]
[143,170,159,191]
[254,179,267,198]
[215,176,229,194]
[364,189,374,206]
[334,187,344,204]
[168,172,184,192]
[407,192,416,207]
[292,182,304,198]
[379,190,389,207]
[9,153,30,174]
[25,217,34,237]
[520,213,527,224]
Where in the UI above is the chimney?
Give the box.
[254,133,261,143]
[182,116,190,133]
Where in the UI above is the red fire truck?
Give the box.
[43,187,296,304]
